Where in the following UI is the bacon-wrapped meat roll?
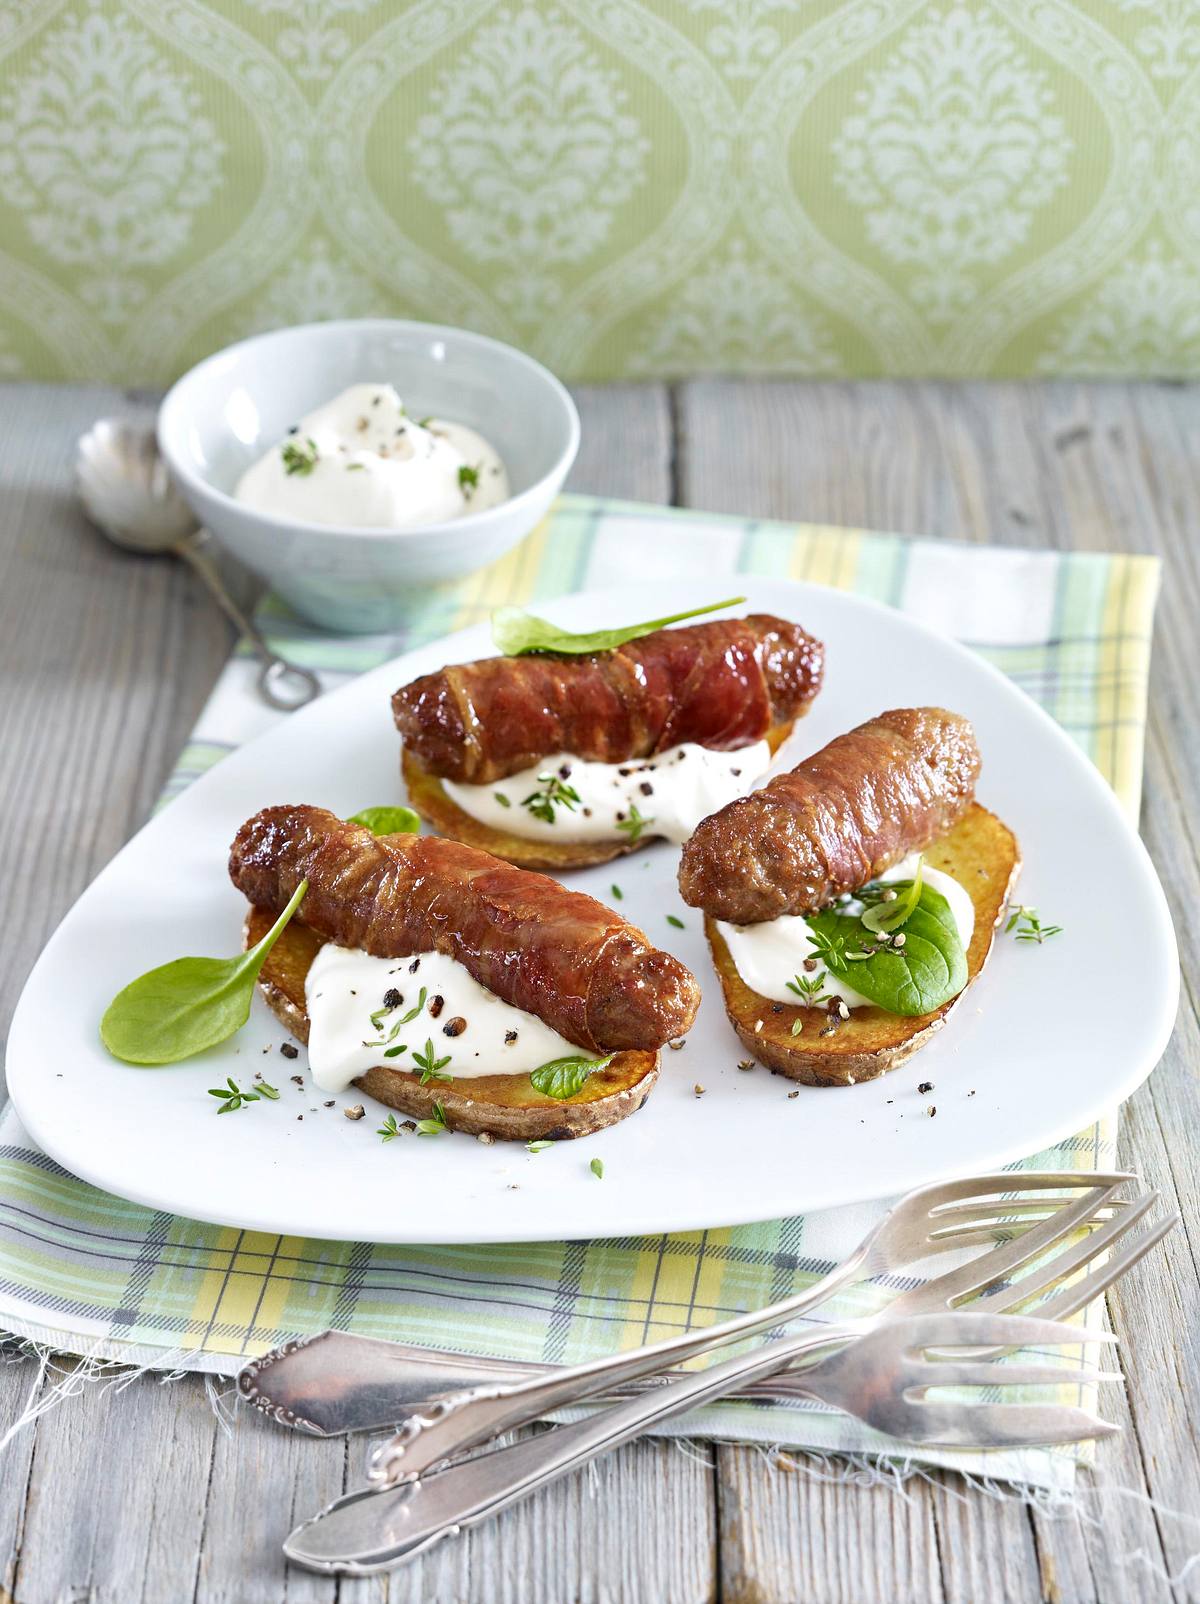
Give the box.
[393,614,824,786]
[230,806,700,1052]
[678,709,981,925]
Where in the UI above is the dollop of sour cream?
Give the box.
[718,854,975,1011]
[235,383,508,529]
[304,943,580,1094]
[443,741,773,846]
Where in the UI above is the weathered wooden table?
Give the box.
[1,380,1196,1603]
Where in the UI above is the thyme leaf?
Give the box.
[281,437,318,476]
[616,802,654,844]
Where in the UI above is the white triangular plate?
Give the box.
[6,581,1177,1242]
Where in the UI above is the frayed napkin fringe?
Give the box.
[0,1336,234,1446]
[742,1444,1200,1590]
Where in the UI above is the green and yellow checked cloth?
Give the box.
[0,497,1160,1488]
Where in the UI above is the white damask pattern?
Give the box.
[1037,242,1200,375]
[0,1,46,46]
[408,3,650,323]
[678,0,804,80]
[0,0,224,321]
[830,5,1072,322]
[628,237,838,374]
[243,0,380,83]
[0,0,1191,381]
[1111,0,1200,82]
[241,236,392,331]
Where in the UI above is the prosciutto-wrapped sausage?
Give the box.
[678,709,981,925]
[230,806,700,1052]
[393,614,824,785]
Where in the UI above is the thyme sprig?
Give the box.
[413,1038,453,1084]
[365,987,427,1055]
[208,1077,259,1114]
[522,772,581,825]
[616,802,655,844]
[786,971,827,1007]
[1006,904,1063,944]
[806,927,854,971]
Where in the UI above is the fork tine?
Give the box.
[914,1182,1131,1306]
[895,1310,1115,1351]
[931,1197,1126,1244]
[923,1172,1136,1217]
[1019,1212,1179,1325]
[935,1195,1127,1223]
[967,1192,1161,1314]
[905,1400,1119,1448]
[913,1360,1123,1390]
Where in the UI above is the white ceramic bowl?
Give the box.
[158,320,580,633]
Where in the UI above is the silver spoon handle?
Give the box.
[175,533,321,711]
[285,1323,840,1575]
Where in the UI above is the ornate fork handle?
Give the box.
[366,1246,873,1486]
[287,1322,845,1575]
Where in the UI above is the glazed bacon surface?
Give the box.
[230,806,700,1053]
[393,614,824,785]
[678,708,981,925]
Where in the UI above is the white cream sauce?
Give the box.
[717,854,975,1011]
[235,383,508,529]
[443,740,773,846]
[303,943,580,1094]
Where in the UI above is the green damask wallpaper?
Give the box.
[0,0,1197,383]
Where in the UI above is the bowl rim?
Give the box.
[156,318,581,543]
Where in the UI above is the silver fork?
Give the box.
[284,1310,1118,1576]
[360,1171,1160,1485]
[239,1168,1137,1438]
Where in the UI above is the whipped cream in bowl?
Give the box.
[236,384,509,531]
[158,318,580,632]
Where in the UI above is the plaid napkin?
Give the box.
[0,497,1159,1490]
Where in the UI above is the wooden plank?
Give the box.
[369,1435,716,1604]
[717,1445,943,1604]
[194,1418,716,1604]
[678,378,1198,1604]
[0,1351,60,1602]
[0,384,240,1102]
[0,381,237,1603]
[573,382,672,507]
[7,1360,219,1604]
